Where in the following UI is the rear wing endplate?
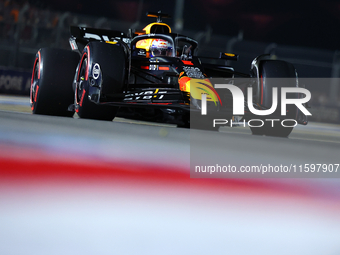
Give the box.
[69,26,129,54]
[70,26,127,42]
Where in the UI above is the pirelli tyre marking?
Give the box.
[92,63,100,80]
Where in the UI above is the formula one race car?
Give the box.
[30,11,309,137]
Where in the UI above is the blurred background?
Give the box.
[0,0,340,122]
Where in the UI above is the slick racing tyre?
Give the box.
[30,48,79,116]
[250,59,298,137]
[75,42,125,121]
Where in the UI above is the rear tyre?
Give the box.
[75,42,124,121]
[75,54,117,120]
[30,48,79,116]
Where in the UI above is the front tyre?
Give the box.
[250,59,298,137]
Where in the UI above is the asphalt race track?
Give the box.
[1,95,340,255]
[0,95,339,166]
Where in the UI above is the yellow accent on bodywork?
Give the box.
[143,22,172,34]
[224,53,235,57]
[105,41,118,45]
[136,39,153,50]
[186,79,217,103]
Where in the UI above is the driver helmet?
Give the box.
[150,39,172,57]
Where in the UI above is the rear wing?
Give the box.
[69,26,129,53]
